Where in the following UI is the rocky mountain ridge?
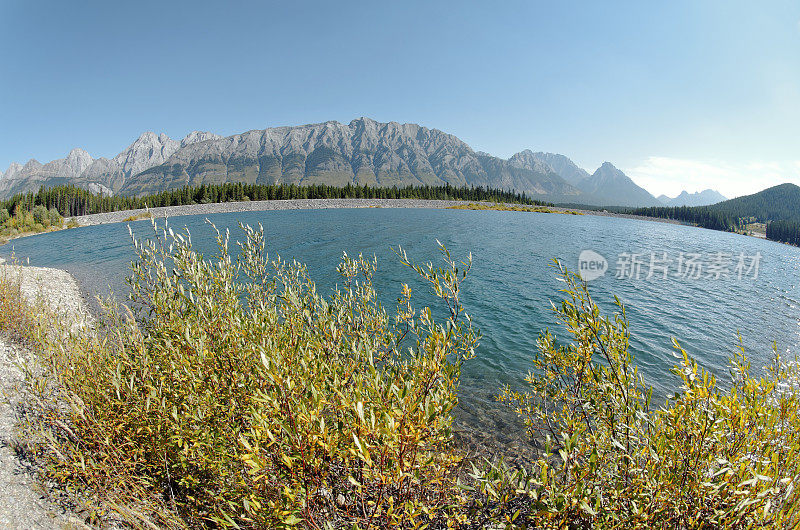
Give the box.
[0,130,222,199]
[0,118,684,207]
[511,151,590,187]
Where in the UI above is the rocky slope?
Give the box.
[511,151,590,187]
[0,261,92,529]
[121,118,584,201]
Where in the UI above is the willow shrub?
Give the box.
[0,262,40,345]
[474,262,800,528]
[24,220,478,528]
[15,226,800,529]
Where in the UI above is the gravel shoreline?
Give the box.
[66,198,685,228]
[69,198,479,226]
[0,261,91,529]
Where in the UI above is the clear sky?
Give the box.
[1,0,798,198]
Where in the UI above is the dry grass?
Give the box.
[121,212,154,222]
[447,202,582,215]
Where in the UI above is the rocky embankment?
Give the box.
[67,198,683,228]
[69,198,489,226]
[0,260,90,529]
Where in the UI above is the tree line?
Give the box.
[766,220,800,245]
[0,182,546,218]
[624,205,736,232]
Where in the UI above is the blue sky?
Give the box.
[1,0,798,198]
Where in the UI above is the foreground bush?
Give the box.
[22,221,477,528]
[478,263,800,528]
[3,224,797,528]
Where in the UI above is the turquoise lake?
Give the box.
[3,208,799,457]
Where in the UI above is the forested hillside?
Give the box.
[709,183,800,222]
[625,183,800,245]
[626,205,735,231]
[766,220,800,245]
[5,181,800,246]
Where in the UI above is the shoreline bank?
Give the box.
[63,197,686,229]
[0,261,90,528]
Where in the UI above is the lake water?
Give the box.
[3,208,799,459]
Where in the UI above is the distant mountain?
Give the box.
[0,118,586,202]
[577,162,661,207]
[0,118,660,206]
[0,149,94,198]
[657,189,727,207]
[515,153,661,207]
[512,151,590,187]
[708,183,800,222]
[0,131,222,198]
[624,183,800,240]
[122,119,588,200]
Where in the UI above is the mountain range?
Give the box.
[503,150,662,207]
[0,117,723,207]
[657,189,727,207]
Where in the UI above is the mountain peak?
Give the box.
[181,131,222,148]
[135,131,158,142]
[23,159,42,171]
[581,162,660,206]
[127,131,174,145]
[1,162,23,181]
[64,148,94,175]
[591,162,628,181]
[113,131,179,178]
[348,117,380,131]
[508,151,557,176]
[351,116,378,125]
[597,161,621,172]
[67,147,90,157]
